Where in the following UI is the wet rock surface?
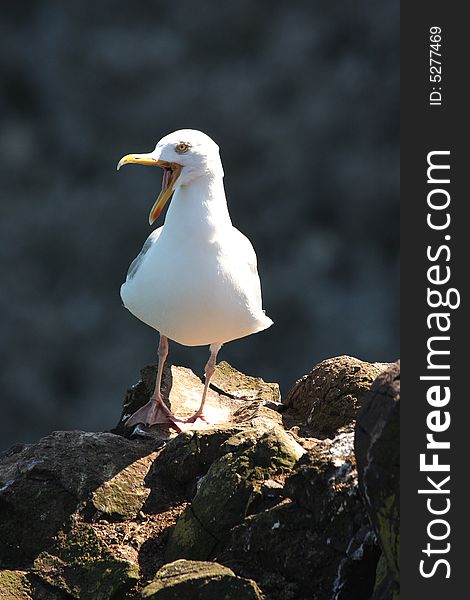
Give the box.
[0,357,398,599]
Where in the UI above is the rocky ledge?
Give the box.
[0,356,399,600]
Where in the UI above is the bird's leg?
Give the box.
[186,343,222,423]
[125,335,183,429]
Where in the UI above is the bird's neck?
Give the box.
[164,174,232,236]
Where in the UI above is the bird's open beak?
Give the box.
[117,153,183,225]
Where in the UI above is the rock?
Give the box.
[220,427,379,600]
[210,361,281,403]
[116,363,230,434]
[230,401,283,431]
[115,362,282,436]
[154,419,283,495]
[219,503,316,598]
[0,358,397,600]
[32,518,139,599]
[284,356,389,436]
[140,559,264,599]
[372,555,399,600]
[91,450,160,519]
[0,431,158,565]
[0,569,72,599]
[154,427,246,489]
[165,428,304,561]
[0,571,32,600]
[1,0,400,458]
[284,427,358,516]
[355,362,400,600]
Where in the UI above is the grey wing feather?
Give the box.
[126,227,163,281]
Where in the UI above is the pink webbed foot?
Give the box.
[125,398,184,431]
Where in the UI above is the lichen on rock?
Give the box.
[355,361,400,600]
[284,355,390,436]
[0,570,33,600]
[165,427,304,561]
[0,430,159,565]
[140,559,264,599]
[209,361,281,403]
[91,450,159,519]
[0,357,398,600]
[220,426,380,600]
[32,519,139,600]
[154,427,244,488]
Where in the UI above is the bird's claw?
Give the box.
[125,399,184,431]
[185,412,209,424]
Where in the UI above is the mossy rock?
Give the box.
[373,553,400,600]
[210,361,281,403]
[0,570,71,599]
[0,570,33,600]
[220,503,317,588]
[91,451,159,519]
[163,507,219,560]
[115,362,282,435]
[221,493,378,600]
[165,427,304,561]
[140,559,264,599]
[32,520,139,600]
[268,429,380,599]
[355,362,400,599]
[284,429,357,518]
[285,356,389,435]
[0,431,158,565]
[155,423,291,501]
[154,427,245,487]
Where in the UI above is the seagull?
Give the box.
[117,129,273,429]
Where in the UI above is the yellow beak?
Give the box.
[117,153,182,225]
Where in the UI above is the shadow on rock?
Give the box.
[0,357,399,600]
[0,430,161,567]
[355,361,400,600]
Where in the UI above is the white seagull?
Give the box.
[117,129,273,429]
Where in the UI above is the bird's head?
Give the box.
[117,129,223,225]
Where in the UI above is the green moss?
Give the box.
[33,522,139,600]
[166,428,303,560]
[155,427,248,486]
[141,559,263,599]
[374,554,388,589]
[165,508,218,561]
[91,452,156,519]
[376,495,399,578]
[211,361,280,402]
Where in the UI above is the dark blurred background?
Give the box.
[0,1,399,450]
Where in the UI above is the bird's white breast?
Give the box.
[121,180,272,346]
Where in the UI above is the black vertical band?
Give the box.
[401,3,466,596]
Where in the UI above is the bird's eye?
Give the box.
[175,142,191,154]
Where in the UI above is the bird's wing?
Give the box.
[126,226,163,281]
[230,228,263,307]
